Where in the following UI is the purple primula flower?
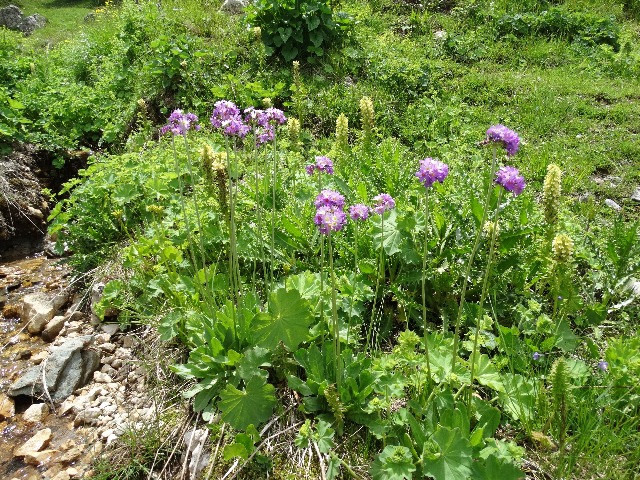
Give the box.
[371,193,395,215]
[314,205,347,235]
[314,189,345,209]
[533,352,542,361]
[598,360,609,372]
[256,125,275,145]
[244,107,269,127]
[265,107,287,125]
[495,166,526,196]
[305,164,316,175]
[210,100,240,129]
[224,116,251,138]
[486,124,520,156]
[349,204,369,221]
[160,109,201,136]
[315,156,334,175]
[416,157,449,188]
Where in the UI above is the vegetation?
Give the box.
[3,0,640,478]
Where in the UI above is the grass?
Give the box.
[3,0,640,479]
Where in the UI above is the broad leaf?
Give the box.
[372,210,403,256]
[422,427,473,480]
[473,354,505,392]
[218,376,276,431]
[254,287,313,350]
[371,445,416,480]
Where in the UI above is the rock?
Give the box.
[0,5,22,30]
[58,445,83,464]
[220,0,249,14]
[0,392,16,419]
[99,342,117,353]
[604,198,621,211]
[42,315,67,342]
[23,292,69,334]
[23,402,50,423]
[51,471,71,480]
[24,448,57,466]
[100,323,119,336]
[632,187,640,202]
[14,427,52,456]
[9,335,100,402]
[3,302,22,318]
[93,371,113,383]
[31,350,49,365]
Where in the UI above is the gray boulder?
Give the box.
[220,0,249,14]
[19,13,47,35]
[9,335,100,403]
[0,4,23,30]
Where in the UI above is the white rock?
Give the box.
[632,187,640,202]
[23,292,68,334]
[100,323,119,335]
[605,198,622,211]
[14,428,52,456]
[23,403,50,423]
[93,371,113,383]
[30,350,49,364]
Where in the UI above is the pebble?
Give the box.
[632,187,640,202]
[605,198,621,211]
[93,371,113,383]
[23,402,50,423]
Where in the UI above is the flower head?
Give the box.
[265,107,287,125]
[543,164,562,225]
[486,124,520,156]
[371,193,395,215]
[416,157,449,188]
[244,107,269,127]
[349,204,369,221]
[314,206,347,235]
[314,189,345,210]
[598,360,609,372]
[306,156,334,175]
[210,100,250,138]
[495,166,526,195]
[533,352,542,361]
[255,125,275,145]
[552,234,574,263]
[160,109,201,136]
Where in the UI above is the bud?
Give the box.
[287,118,300,149]
[360,96,375,136]
[543,164,562,226]
[335,113,349,151]
[483,221,500,238]
[262,97,272,108]
[253,26,261,41]
[552,234,574,263]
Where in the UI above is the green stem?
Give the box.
[451,146,498,372]
[346,223,358,345]
[172,137,198,272]
[367,214,384,351]
[422,190,433,384]
[468,187,503,407]
[270,129,278,294]
[329,233,341,392]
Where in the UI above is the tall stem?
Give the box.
[468,187,503,407]
[367,214,384,351]
[329,233,341,392]
[172,137,198,271]
[451,146,498,371]
[270,129,278,294]
[346,223,358,345]
[422,190,433,384]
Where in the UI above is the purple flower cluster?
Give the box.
[314,189,347,235]
[371,193,395,215]
[314,189,345,209]
[306,156,334,175]
[349,204,369,221]
[495,166,526,196]
[160,109,201,136]
[210,101,287,141]
[244,106,286,146]
[416,157,449,189]
[486,124,520,156]
[210,100,250,138]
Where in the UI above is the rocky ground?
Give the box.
[0,256,161,479]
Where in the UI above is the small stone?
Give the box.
[0,392,15,419]
[14,428,52,456]
[42,315,67,342]
[106,433,118,445]
[51,471,71,480]
[23,403,50,423]
[631,187,640,202]
[66,467,80,478]
[58,446,83,464]
[2,303,21,318]
[30,350,49,365]
[93,371,113,383]
[604,198,621,211]
[122,336,136,349]
[100,323,119,335]
[99,342,117,353]
[24,448,58,466]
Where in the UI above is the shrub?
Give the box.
[245,0,354,62]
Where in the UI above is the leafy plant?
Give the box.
[245,0,354,62]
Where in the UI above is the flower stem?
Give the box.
[451,146,498,372]
[422,190,433,384]
[329,232,341,392]
[468,186,503,408]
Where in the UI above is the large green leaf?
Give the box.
[253,287,313,350]
[371,445,416,480]
[422,427,473,480]
[372,210,403,256]
[218,376,276,430]
[473,354,505,392]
